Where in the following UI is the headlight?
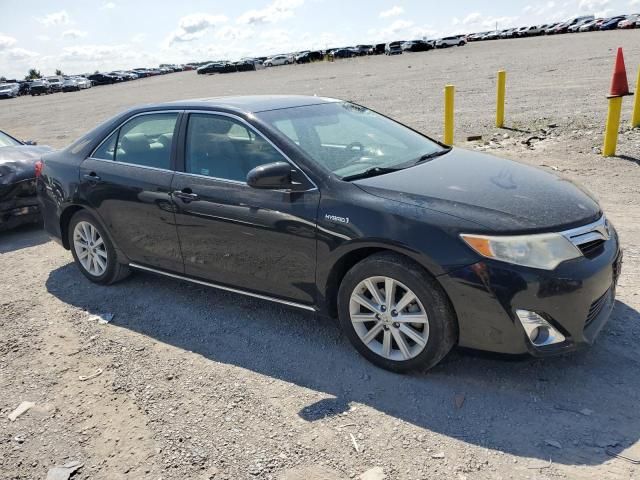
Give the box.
[460,232,582,270]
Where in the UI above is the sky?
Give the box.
[0,0,638,78]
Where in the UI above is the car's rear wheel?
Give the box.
[338,252,456,373]
[69,210,130,285]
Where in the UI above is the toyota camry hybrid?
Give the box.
[37,96,622,372]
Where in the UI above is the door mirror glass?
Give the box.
[246,162,293,189]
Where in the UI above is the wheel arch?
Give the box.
[321,243,446,319]
[59,204,86,250]
[59,204,129,264]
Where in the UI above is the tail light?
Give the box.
[35,160,44,178]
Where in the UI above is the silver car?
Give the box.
[0,83,20,98]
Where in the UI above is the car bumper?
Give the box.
[0,183,41,231]
[438,230,622,356]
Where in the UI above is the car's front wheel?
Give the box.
[69,210,130,285]
[338,252,457,373]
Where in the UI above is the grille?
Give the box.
[578,239,605,257]
[585,289,610,327]
[562,216,610,259]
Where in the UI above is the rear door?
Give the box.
[79,111,184,272]
[170,111,319,304]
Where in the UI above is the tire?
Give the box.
[68,210,130,285]
[337,252,457,373]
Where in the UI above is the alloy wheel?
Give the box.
[349,276,429,361]
[73,221,108,277]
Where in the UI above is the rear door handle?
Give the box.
[173,190,199,202]
[83,173,102,184]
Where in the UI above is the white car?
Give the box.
[435,36,466,48]
[74,77,92,89]
[520,25,543,36]
[0,83,19,98]
[264,55,290,67]
[618,14,640,29]
[579,19,602,31]
[568,18,594,32]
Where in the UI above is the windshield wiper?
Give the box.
[412,147,452,165]
[342,166,404,182]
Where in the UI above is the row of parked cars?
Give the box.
[0,64,194,99]
[196,37,467,75]
[195,12,639,76]
[467,13,640,41]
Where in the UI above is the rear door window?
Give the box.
[115,113,178,169]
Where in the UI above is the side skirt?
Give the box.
[129,262,317,312]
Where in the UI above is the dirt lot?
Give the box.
[1,30,640,480]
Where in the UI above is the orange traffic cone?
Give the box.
[608,47,631,98]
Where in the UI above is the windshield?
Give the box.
[0,131,22,147]
[257,102,444,178]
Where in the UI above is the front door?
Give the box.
[171,112,319,304]
[79,111,183,272]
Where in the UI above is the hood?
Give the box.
[0,145,54,191]
[355,148,601,233]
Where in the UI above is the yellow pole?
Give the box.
[632,67,640,128]
[444,85,455,146]
[496,70,506,128]
[603,96,623,157]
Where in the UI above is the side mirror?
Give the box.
[23,140,37,145]
[247,162,293,189]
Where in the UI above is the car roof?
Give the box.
[154,95,342,114]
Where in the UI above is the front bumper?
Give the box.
[439,231,622,356]
[0,180,41,231]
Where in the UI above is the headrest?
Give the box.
[121,133,150,153]
[156,133,173,149]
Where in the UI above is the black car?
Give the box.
[18,81,31,96]
[385,41,404,55]
[353,45,373,56]
[37,96,622,372]
[1,130,52,231]
[234,61,256,72]
[29,80,51,95]
[88,73,117,86]
[368,43,386,55]
[295,51,323,63]
[197,63,237,74]
[402,40,433,52]
[329,48,355,59]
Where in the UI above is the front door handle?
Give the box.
[173,189,199,203]
[83,173,102,184]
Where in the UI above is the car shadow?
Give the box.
[0,223,49,253]
[45,263,640,466]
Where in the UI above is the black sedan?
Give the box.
[1,130,52,231]
[29,80,51,96]
[197,63,237,74]
[87,73,117,86]
[37,96,622,372]
[402,40,434,52]
[329,48,355,59]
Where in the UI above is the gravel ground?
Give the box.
[1,30,640,480]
